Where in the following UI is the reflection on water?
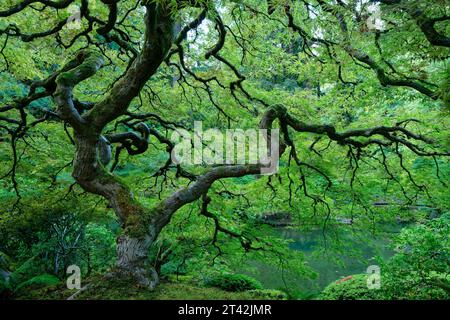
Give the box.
[241,225,399,296]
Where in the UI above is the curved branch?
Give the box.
[53,50,104,131]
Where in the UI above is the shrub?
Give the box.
[204,273,263,292]
[319,274,383,300]
[247,289,288,300]
[15,274,60,292]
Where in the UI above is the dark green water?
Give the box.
[241,225,398,296]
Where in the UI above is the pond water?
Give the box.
[240,225,401,296]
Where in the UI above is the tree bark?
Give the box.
[72,132,162,287]
[115,235,159,289]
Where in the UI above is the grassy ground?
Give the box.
[13,275,288,300]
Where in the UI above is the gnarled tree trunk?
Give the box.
[72,132,163,287]
[116,235,159,289]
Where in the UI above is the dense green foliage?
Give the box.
[203,273,263,292]
[320,274,382,300]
